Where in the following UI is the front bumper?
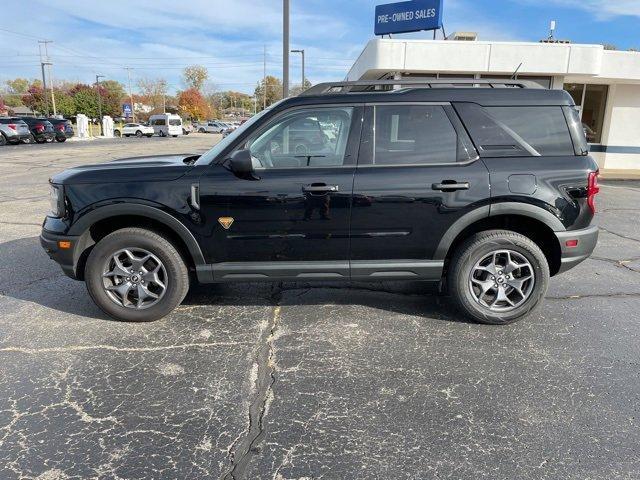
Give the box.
[555,225,599,274]
[40,229,80,279]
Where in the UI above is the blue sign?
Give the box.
[122,103,132,117]
[375,0,443,35]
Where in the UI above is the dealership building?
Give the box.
[347,38,640,171]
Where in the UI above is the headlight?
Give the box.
[49,184,64,217]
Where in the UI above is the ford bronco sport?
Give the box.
[40,79,599,324]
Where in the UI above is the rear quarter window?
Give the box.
[455,103,575,157]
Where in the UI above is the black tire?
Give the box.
[135,130,143,137]
[85,228,190,322]
[114,130,122,138]
[447,230,549,325]
[159,130,166,137]
[23,134,34,144]
[198,128,205,133]
[0,133,6,146]
[35,136,46,144]
[56,137,67,143]
[146,134,153,137]
[172,135,178,138]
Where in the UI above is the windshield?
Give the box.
[195,103,280,165]
[169,119,182,126]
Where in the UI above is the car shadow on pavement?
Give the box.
[0,236,110,320]
[1,236,469,323]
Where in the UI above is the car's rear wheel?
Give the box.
[85,228,189,322]
[56,137,66,143]
[135,130,143,137]
[35,136,46,144]
[159,130,166,137]
[114,130,122,138]
[0,134,6,146]
[448,230,549,325]
[198,128,205,133]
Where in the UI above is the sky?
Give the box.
[1,0,640,95]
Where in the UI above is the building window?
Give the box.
[563,83,608,144]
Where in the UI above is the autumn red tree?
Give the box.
[178,88,211,120]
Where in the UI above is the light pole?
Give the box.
[124,67,135,122]
[283,0,289,98]
[291,49,305,92]
[95,74,105,136]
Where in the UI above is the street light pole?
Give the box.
[95,74,105,136]
[291,49,305,92]
[283,0,290,98]
[124,67,135,122]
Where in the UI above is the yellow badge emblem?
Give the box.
[218,217,234,229]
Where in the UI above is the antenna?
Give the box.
[510,62,523,79]
[548,20,556,40]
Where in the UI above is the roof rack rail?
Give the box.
[300,78,543,96]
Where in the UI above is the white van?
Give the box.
[148,113,183,137]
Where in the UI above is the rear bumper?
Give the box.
[40,229,80,279]
[555,225,599,274]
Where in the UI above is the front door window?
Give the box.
[247,107,354,168]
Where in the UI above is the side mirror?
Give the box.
[229,149,254,175]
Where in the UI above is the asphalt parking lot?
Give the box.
[0,136,639,479]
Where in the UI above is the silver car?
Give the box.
[0,117,31,145]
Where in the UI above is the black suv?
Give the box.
[40,79,599,324]
[20,117,55,143]
[46,118,75,142]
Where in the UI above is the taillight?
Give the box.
[587,171,600,214]
[56,124,65,131]
[7,123,16,131]
[34,123,45,132]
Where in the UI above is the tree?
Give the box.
[178,88,211,120]
[254,76,283,109]
[137,77,168,110]
[98,80,127,117]
[22,84,48,114]
[290,78,313,97]
[70,84,100,118]
[182,65,208,91]
[5,78,30,95]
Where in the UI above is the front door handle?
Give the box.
[302,184,339,194]
[432,181,470,192]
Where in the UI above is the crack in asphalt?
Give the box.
[599,226,640,244]
[547,292,640,300]
[590,255,640,274]
[222,285,282,480]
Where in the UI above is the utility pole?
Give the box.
[124,67,135,122]
[38,40,52,116]
[283,0,290,98]
[291,49,305,92]
[263,44,267,110]
[38,40,56,116]
[95,74,104,136]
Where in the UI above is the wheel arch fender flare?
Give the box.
[68,203,206,266]
[434,202,566,261]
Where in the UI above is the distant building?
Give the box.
[347,38,640,171]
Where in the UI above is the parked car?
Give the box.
[149,114,183,137]
[114,123,154,138]
[182,124,193,135]
[20,117,55,143]
[0,118,31,145]
[195,121,225,133]
[46,118,74,142]
[40,79,599,324]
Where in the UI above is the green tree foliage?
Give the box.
[254,76,283,109]
[5,78,30,94]
[182,65,208,91]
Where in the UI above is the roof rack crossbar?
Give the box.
[300,78,542,96]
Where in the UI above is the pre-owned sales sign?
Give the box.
[375,0,443,35]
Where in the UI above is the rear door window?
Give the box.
[372,105,464,165]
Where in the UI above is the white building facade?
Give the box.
[347,39,640,171]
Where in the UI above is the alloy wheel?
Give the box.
[468,249,535,312]
[102,248,168,309]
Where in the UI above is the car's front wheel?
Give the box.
[0,134,6,146]
[448,230,549,325]
[85,228,189,322]
[135,130,143,137]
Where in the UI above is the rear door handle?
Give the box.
[302,184,339,193]
[432,181,470,192]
